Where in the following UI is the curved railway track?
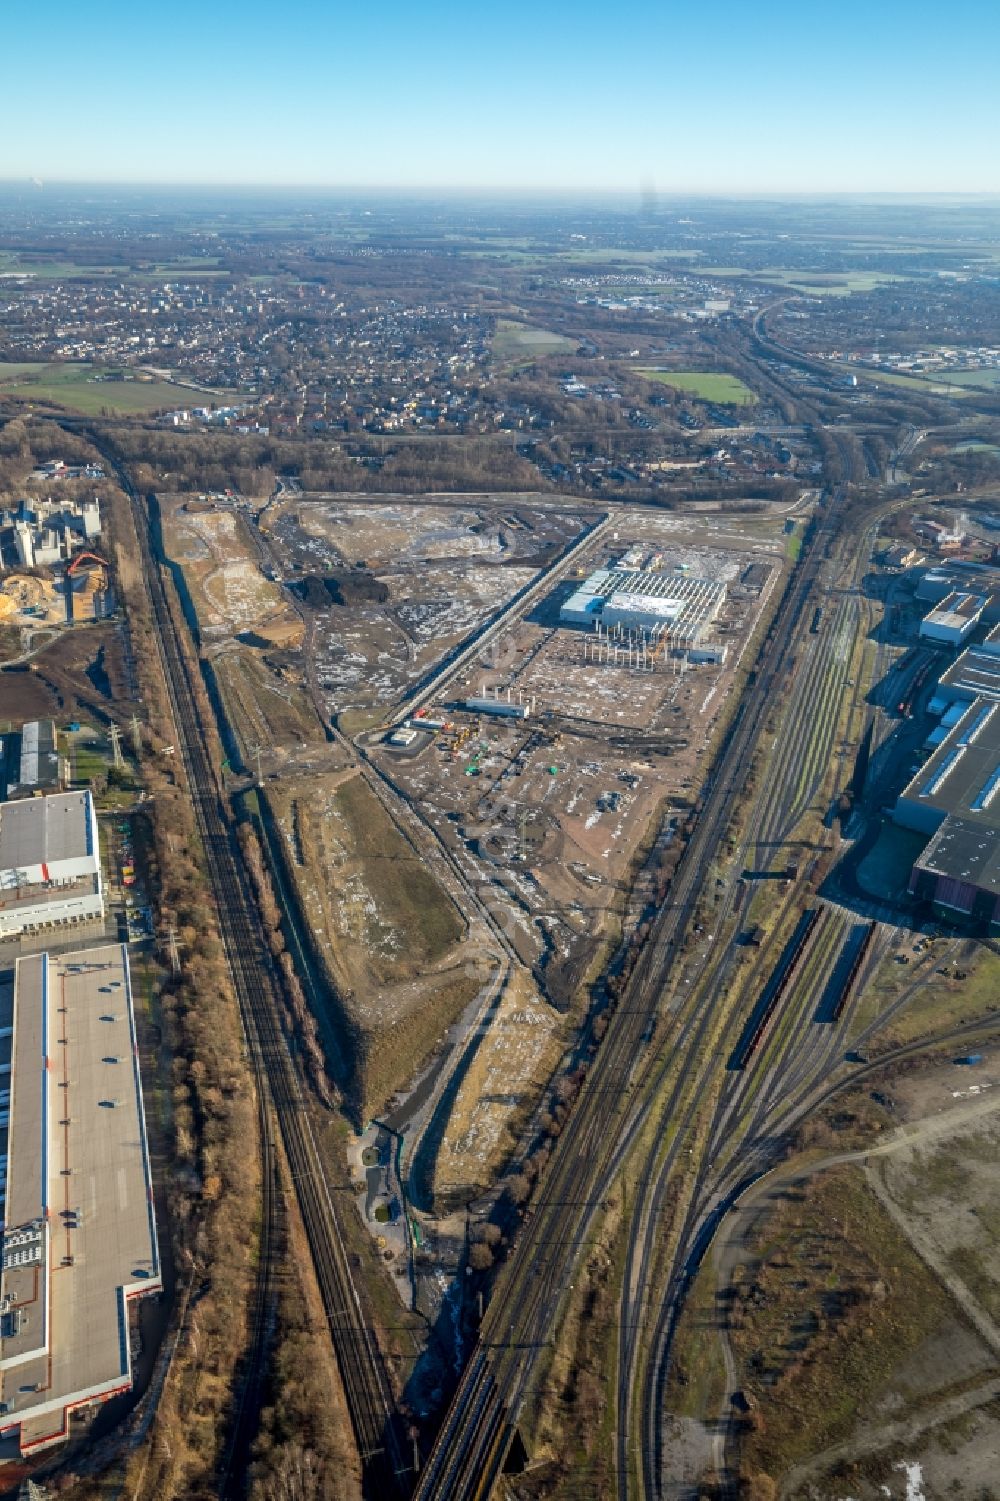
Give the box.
[85,428,407,1498]
[415,472,860,1499]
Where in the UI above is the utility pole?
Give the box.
[108,722,125,770]
[166,925,181,976]
[130,713,143,759]
[254,744,263,786]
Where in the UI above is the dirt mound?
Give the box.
[291,570,389,608]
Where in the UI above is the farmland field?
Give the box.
[931,368,1000,391]
[696,266,908,296]
[493,319,576,364]
[639,369,757,405]
[0,361,190,414]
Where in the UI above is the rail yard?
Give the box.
[3,190,1000,1501]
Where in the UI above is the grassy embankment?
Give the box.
[269,771,482,1117]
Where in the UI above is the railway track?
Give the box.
[415,479,857,1499]
[146,526,406,1496]
[88,431,407,1498]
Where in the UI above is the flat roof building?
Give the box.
[883,543,923,570]
[936,642,1000,707]
[560,566,726,646]
[465,697,530,720]
[894,697,1000,928]
[0,945,160,1453]
[2,721,64,802]
[915,561,1000,606]
[918,591,988,646]
[0,791,103,939]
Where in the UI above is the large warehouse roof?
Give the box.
[916,561,1000,603]
[560,565,726,641]
[899,699,1000,825]
[939,645,1000,704]
[0,945,160,1454]
[0,790,97,877]
[897,697,1000,916]
[915,815,1000,900]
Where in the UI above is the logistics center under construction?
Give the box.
[560,562,727,650]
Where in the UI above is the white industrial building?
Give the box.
[0,791,104,938]
[915,562,998,604]
[0,945,161,1453]
[0,498,101,573]
[893,697,1000,929]
[918,591,988,646]
[932,628,1000,710]
[560,566,726,647]
[465,696,530,721]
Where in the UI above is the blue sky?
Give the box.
[3,0,999,192]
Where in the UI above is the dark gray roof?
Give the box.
[915,815,1000,897]
[940,646,1000,703]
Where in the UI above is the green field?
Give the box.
[932,368,1000,391]
[493,318,576,365]
[834,362,977,397]
[638,369,757,405]
[696,266,908,296]
[0,251,227,281]
[0,361,194,415]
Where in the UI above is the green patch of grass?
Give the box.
[869,946,1000,1050]
[696,267,909,296]
[832,362,976,397]
[70,738,109,784]
[0,361,189,415]
[333,776,463,966]
[493,319,576,366]
[638,369,757,405]
[0,251,227,281]
[664,1247,728,1421]
[932,369,1000,392]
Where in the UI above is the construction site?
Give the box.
[261,496,592,728]
[372,515,782,996]
[0,551,112,630]
[154,488,794,1263]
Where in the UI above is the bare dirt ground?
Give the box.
[210,642,326,765]
[376,512,783,1009]
[261,498,589,715]
[430,966,567,1201]
[668,1084,1000,1501]
[160,495,302,642]
[1,621,136,724]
